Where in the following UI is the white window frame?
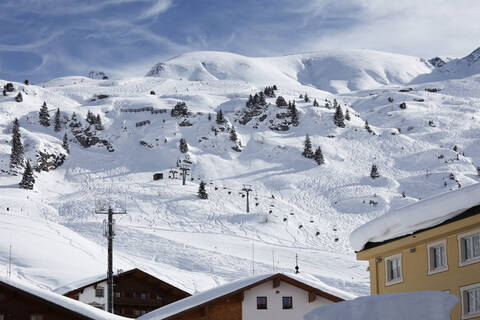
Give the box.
[384,253,403,286]
[458,228,480,267]
[461,283,480,319]
[427,239,448,275]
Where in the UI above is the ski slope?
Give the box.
[1,47,480,298]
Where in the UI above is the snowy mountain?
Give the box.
[1,47,480,299]
[147,50,433,93]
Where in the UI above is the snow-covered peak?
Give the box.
[146,49,433,93]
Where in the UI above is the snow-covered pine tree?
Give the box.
[313,98,319,107]
[54,108,61,132]
[345,108,351,121]
[62,133,70,154]
[302,134,313,158]
[230,126,238,142]
[304,93,310,103]
[370,164,380,179]
[19,160,35,190]
[259,92,267,105]
[94,114,104,131]
[364,120,373,133]
[334,105,345,128]
[86,110,95,125]
[275,96,288,107]
[10,118,24,173]
[39,102,50,127]
[197,181,208,199]
[216,110,225,124]
[314,146,325,165]
[179,138,188,153]
[69,112,81,129]
[15,92,23,102]
[289,101,299,126]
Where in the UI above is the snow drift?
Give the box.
[304,291,458,320]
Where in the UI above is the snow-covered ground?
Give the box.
[1,47,480,298]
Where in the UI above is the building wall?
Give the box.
[77,280,108,310]
[358,214,480,320]
[168,295,242,320]
[242,279,333,320]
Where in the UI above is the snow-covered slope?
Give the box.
[147,50,433,93]
[1,46,480,300]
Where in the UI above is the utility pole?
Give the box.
[7,243,11,278]
[242,185,252,213]
[295,254,299,274]
[96,203,127,313]
[179,165,190,186]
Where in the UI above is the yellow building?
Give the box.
[351,185,480,320]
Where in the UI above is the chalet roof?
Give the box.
[55,268,191,297]
[137,273,353,320]
[0,276,127,320]
[350,183,480,252]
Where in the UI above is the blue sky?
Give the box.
[1,0,479,83]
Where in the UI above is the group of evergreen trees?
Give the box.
[179,138,188,153]
[216,110,226,124]
[9,119,34,189]
[263,85,277,98]
[246,92,267,108]
[302,134,324,165]
[171,101,189,117]
[85,110,104,131]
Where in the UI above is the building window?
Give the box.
[31,315,44,320]
[385,254,403,285]
[114,291,121,298]
[114,308,121,315]
[257,296,267,309]
[0,314,4,320]
[428,240,448,274]
[134,310,141,316]
[459,230,480,266]
[95,287,104,297]
[282,296,293,309]
[461,283,480,319]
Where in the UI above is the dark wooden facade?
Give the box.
[64,268,191,318]
[0,280,95,320]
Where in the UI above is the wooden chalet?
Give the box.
[58,268,191,318]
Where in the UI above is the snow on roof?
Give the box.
[55,268,191,296]
[0,276,127,320]
[137,273,352,320]
[304,291,458,320]
[350,183,480,251]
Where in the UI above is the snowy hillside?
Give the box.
[1,47,480,299]
[147,50,433,93]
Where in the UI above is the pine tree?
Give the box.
[94,114,104,130]
[302,134,313,158]
[179,138,188,153]
[345,108,351,121]
[54,108,61,132]
[62,133,70,154]
[19,160,35,190]
[304,93,310,103]
[39,102,50,127]
[314,146,324,165]
[216,110,225,124]
[10,118,24,173]
[289,101,299,126]
[86,110,95,125]
[370,164,380,179]
[197,181,208,199]
[208,113,212,121]
[313,98,319,107]
[259,92,266,106]
[364,120,373,133]
[275,96,288,107]
[15,92,23,102]
[334,105,345,128]
[69,112,81,129]
[230,126,238,142]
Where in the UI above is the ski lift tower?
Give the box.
[95,199,127,313]
[179,163,191,186]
